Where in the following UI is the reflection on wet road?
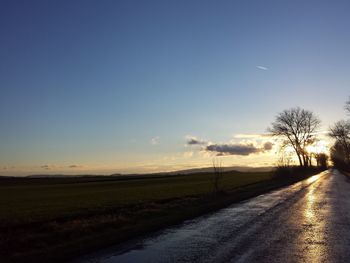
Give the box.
[79,170,350,263]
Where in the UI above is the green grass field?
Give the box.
[1,169,322,262]
[0,171,272,225]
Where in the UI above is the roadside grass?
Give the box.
[0,169,320,262]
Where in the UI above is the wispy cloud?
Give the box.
[150,136,160,145]
[68,164,84,169]
[186,135,207,145]
[40,164,84,170]
[263,141,273,150]
[40,164,55,170]
[256,65,268,71]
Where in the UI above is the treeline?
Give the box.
[268,97,350,173]
[329,98,350,171]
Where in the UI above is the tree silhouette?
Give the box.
[329,120,350,165]
[212,159,223,195]
[269,107,321,167]
[314,153,328,170]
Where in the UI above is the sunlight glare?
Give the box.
[306,140,329,155]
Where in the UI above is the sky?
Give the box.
[1,0,350,175]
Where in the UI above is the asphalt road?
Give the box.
[80,169,350,263]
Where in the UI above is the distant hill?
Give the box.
[3,166,274,179]
[26,174,120,178]
[0,175,14,179]
[155,166,275,175]
[110,166,275,177]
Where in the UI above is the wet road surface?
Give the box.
[79,169,350,263]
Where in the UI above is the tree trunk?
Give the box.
[297,153,303,167]
[302,154,308,167]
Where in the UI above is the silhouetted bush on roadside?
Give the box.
[273,166,324,180]
[332,161,350,173]
[330,140,350,172]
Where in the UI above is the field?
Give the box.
[0,171,272,225]
[0,170,318,262]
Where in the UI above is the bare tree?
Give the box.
[212,158,223,195]
[328,97,350,169]
[268,107,321,167]
[276,144,294,168]
[329,120,350,164]
[314,153,328,170]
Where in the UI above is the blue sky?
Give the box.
[1,0,350,175]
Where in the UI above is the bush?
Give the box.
[273,166,323,180]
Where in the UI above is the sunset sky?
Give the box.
[1,1,350,175]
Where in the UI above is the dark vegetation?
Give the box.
[329,97,350,172]
[273,166,324,179]
[0,169,322,263]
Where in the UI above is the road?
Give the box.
[79,169,350,263]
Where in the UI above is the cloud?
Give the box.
[185,133,274,157]
[150,136,160,145]
[206,143,260,156]
[256,65,269,70]
[40,164,54,170]
[68,165,83,169]
[186,135,207,145]
[263,141,273,150]
[205,141,274,156]
[40,164,84,170]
